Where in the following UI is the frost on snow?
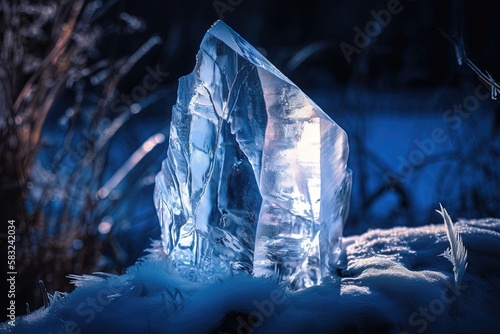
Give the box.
[3,218,500,334]
[436,203,468,293]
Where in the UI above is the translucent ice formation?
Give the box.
[154,20,351,289]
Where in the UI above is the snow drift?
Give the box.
[2,218,500,333]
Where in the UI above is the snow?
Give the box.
[2,218,500,333]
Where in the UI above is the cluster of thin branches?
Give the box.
[322,0,500,232]
[0,0,164,314]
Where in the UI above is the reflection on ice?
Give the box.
[154,21,351,289]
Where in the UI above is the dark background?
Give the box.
[1,0,499,320]
[122,0,500,88]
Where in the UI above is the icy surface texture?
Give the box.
[7,219,500,333]
[154,20,351,288]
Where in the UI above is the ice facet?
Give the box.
[154,20,351,289]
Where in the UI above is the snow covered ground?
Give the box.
[3,218,499,334]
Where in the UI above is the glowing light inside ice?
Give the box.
[154,20,351,289]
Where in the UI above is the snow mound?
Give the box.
[3,219,500,333]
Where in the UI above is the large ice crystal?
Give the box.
[154,20,351,289]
